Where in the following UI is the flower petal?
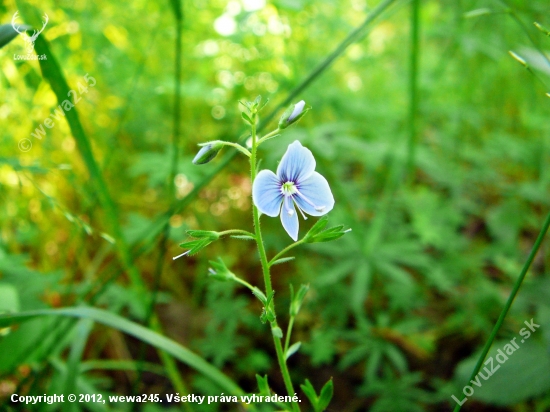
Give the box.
[288,100,305,122]
[277,141,316,183]
[252,170,283,217]
[294,171,335,216]
[280,196,299,241]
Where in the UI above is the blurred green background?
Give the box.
[1,0,550,410]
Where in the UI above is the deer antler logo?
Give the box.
[11,11,49,54]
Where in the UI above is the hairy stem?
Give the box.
[257,129,281,145]
[250,115,299,411]
[218,229,256,238]
[269,240,305,267]
[284,316,295,354]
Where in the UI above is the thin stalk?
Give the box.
[453,211,550,411]
[406,0,420,179]
[257,129,281,145]
[284,316,295,354]
[269,0,401,129]
[269,240,305,266]
[250,115,299,412]
[232,277,258,293]
[134,1,190,407]
[152,317,193,412]
[214,141,251,157]
[497,0,550,68]
[218,229,256,238]
[251,120,273,298]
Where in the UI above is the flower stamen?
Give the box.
[281,181,298,196]
[294,188,325,212]
[294,201,308,220]
[284,196,295,216]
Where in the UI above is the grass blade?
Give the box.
[453,211,550,411]
[406,0,420,179]
[64,318,94,412]
[0,307,247,397]
[30,34,145,295]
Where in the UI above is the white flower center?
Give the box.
[281,181,298,196]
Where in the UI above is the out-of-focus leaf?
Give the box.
[455,339,550,405]
[0,307,246,396]
[0,23,29,49]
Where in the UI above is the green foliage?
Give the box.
[454,339,550,405]
[0,24,26,49]
[300,379,333,412]
[2,0,550,410]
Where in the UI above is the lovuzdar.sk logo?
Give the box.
[11,10,48,60]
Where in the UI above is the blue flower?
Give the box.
[252,141,335,241]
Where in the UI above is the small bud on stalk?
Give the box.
[192,141,224,164]
[278,100,310,129]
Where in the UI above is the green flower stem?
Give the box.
[453,210,550,412]
[250,117,300,412]
[269,240,305,267]
[406,0,420,180]
[284,316,295,354]
[218,229,256,238]
[232,276,257,293]
[257,129,281,145]
[216,141,251,157]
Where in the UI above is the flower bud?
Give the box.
[192,141,223,165]
[207,258,236,281]
[278,100,309,129]
[288,100,305,122]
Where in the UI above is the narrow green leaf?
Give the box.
[253,95,262,106]
[0,284,19,337]
[0,24,29,49]
[64,318,94,412]
[534,22,550,36]
[241,111,252,124]
[290,284,309,317]
[0,307,245,396]
[285,341,301,361]
[317,379,334,411]
[178,238,214,255]
[306,216,329,238]
[80,360,166,377]
[251,287,267,304]
[270,256,295,266]
[100,233,116,244]
[30,33,145,293]
[50,358,107,412]
[256,374,271,396]
[308,225,348,243]
[0,284,20,313]
[300,379,318,409]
